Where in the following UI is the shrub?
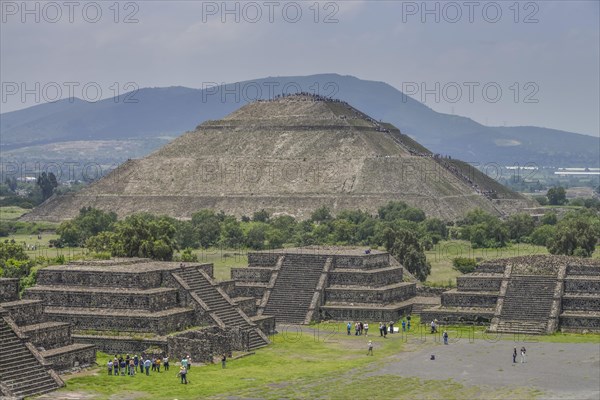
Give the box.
[452,257,477,274]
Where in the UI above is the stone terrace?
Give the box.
[232,246,418,323]
[22,259,271,354]
[0,278,96,374]
[421,255,600,334]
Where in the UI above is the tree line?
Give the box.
[49,202,600,282]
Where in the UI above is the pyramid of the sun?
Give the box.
[23,95,531,221]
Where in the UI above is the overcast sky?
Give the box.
[1,0,599,136]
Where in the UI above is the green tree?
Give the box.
[529,225,556,246]
[266,228,285,249]
[56,207,117,247]
[252,209,270,223]
[388,229,431,281]
[547,186,567,206]
[547,213,598,257]
[311,206,332,224]
[37,172,58,201]
[246,224,267,250]
[331,219,355,244]
[452,257,477,274]
[506,213,535,242]
[541,212,558,226]
[191,210,221,248]
[93,213,177,260]
[220,218,245,248]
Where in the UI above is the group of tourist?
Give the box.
[347,318,415,338]
[107,354,195,384]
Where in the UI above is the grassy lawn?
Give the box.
[191,248,249,281]
[59,327,544,400]
[5,232,87,261]
[0,206,29,220]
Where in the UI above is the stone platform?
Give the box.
[421,255,600,334]
[232,246,418,323]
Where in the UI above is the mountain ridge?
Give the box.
[2,74,598,167]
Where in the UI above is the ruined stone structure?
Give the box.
[22,95,532,222]
[1,278,82,399]
[421,255,600,334]
[232,247,418,323]
[22,259,271,355]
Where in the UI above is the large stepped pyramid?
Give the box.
[22,94,532,222]
[421,255,600,334]
[233,247,417,324]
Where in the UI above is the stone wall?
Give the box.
[456,276,502,292]
[328,268,402,287]
[3,300,44,325]
[559,315,600,331]
[564,279,600,293]
[231,267,272,283]
[219,280,237,298]
[251,315,276,336]
[325,283,416,304]
[26,288,179,312]
[167,327,245,364]
[234,283,266,299]
[333,254,389,270]
[73,335,167,355]
[37,270,164,289]
[416,286,447,297]
[49,309,195,335]
[561,295,600,312]
[248,253,280,267]
[566,265,600,276]
[0,278,19,302]
[320,305,411,322]
[441,291,498,308]
[475,264,506,274]
[23,323,72,350]
[234,297,257,317]
[419,309,494,325]
[43,346,96,372]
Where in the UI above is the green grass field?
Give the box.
[0,206,29,221]
[59,325,550,400]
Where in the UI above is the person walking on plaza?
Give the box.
[520,347,527,363]
[107,360,113,375]
[221,355,227,369]
[347,322,352,335]
[367,340,373,356]
[163,356,169,371]
[178,365,188,384]
[144,358,151,375]
[181,356,188,371]
[364,322,369,336]
[513,347,517,363]
[443,330,448,345]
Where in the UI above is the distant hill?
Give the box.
[21,95,532,222]
[2,74,598,168]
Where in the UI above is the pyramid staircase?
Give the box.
[494,275,557,335]
[263,254,328,324]
[0,307,63,399]
[173,267,269,350]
